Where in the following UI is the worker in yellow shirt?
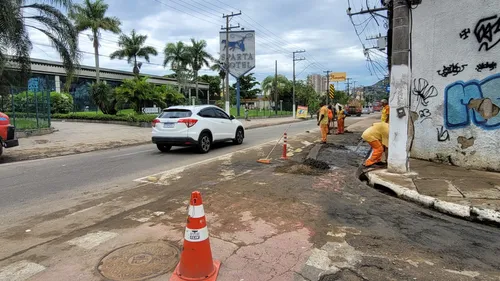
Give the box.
[361,121,389,167]
[336,105,345,134]
[381,99,389,123]
[317,102,329,143]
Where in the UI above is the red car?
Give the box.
[0,112,19,157]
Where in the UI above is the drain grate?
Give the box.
[97,241,180,281]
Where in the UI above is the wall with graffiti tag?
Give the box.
[410,0,500,171]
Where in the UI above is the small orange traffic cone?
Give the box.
[170,191,220,281]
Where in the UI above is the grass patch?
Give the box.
[12,118,50,130]
[53,111,158,122]
[230,108,293,118]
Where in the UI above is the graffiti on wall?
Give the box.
[437,63,468,77]
[461,15,500,51]
[460,28,471,40]
[476,61,497,72]
[444,73,500,130]
[437,126,450,142]
[474,15,500,51]
[412,78,439,107]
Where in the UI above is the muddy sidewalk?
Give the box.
[0,129,499,281]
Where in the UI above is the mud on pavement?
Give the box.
[1,129,500,281]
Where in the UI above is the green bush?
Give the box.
[115,77,167,114]
[50,92,73,114]
[89,82,118,115]
[6,91,73,114]
[52,112,157,123]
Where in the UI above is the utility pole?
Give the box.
[345,78,352,96]
[222,11,241,115]
[274,60,278,115]
[292,50,306,118]
[352,81,357,97]
[387,0,410,174]
[323,70,331,105]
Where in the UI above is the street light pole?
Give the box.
[292,50,305,118]
[222,11,241,115]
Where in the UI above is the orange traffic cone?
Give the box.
[170,191,220,281]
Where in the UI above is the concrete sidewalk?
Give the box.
[366,159,500,225]
[1,117,306,163]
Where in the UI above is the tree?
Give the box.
[261,75,292,107]
[89,81,117,114]
[70,0,121,83]
[296,80,318,105]
[210,59,226,100]
[186,39,213,100]
[115,77,166,114]
[199,75,221,99]
[0,0,79,82]
[162,85,185,106]
[332,90,349,105]
[110,29,157,76]
[163,41,189,92]
[232,73,260,99]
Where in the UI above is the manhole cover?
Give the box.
[97,241,180,281]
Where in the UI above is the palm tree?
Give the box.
[70,0,121,83]
[262,75,290,113]
[163,41,189,92]
[210,58,225,98]
[186,39,213,100]
[110,29,158,76]
[0,0,79,80]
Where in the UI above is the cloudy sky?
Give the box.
[28,0,388,89]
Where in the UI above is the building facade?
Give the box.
[409,0,500,170]
[307,74,327,95]
[2,57,210,111]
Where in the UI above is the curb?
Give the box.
[365,171,500,226]
[245,119,307,130]
[52,118,307,130]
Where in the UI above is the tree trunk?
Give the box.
[93,33,100,83]
[133,56,139,77]
[221,77,225,100]
[195,72,199,101]
[176,70,182,93]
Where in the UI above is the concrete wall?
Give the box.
[410,0,500,171]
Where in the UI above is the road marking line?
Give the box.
[134,128,318,184]
[129,127,316,184]
[133,140,278,184]
[108,149,155,158]
[67,231,118,250]
[0,260,46,281]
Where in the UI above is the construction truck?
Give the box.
[346,99,362,117]
[0,112,19,157]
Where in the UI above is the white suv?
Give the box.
[152,105,245,153]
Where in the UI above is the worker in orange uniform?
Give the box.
[362,121,389,167]
[381,99,389,123]
[336,104,345,134]
[327,105,334,135]
[317,102,329,143]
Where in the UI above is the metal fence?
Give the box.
[0,87,51,130]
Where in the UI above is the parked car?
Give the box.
[152,105,244,153]
[362,107,370,114]
[0,112,19,157]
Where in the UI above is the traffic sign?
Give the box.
[329,84,335,99]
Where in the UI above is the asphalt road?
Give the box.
[0,117,370,218]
